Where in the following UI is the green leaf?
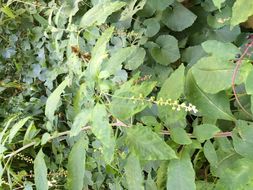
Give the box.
[125,154,144,190]
[148,0,174,11]
[192,56,249,94]
[162,2,197,31]
[70,110,91,137]
[126,125,177,160]
[166,157,196,190]
[232,120,253,159]
[45,77,70,123]
[9,117,31,143]
[182,45,207,68]
[150,35,180,65]
[193,124,220,143]
[1,6,15,18]
[230,0,253,27]
[170,127,192,145]
[67,136,86,190]
[201,40,240,60]
[80,1,126,27]
[186,70,235,121]
[246,69,253,94]
[143,18,160,37]
[41,133,51,145]
[34,150,48,190]
[212,0,225,9]
[91,104,115,163]
[203,140,218,166]
[124,47,146,70]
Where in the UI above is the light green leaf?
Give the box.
[148,0,174,11]
[246,69,253,94]
[203,140,218,166]
[193,124,220,143]
[67,136,86,190]
[125,154,144,190]
[186,71,234,121]
[143,18,160,37]
[126,125,177,160]
[166,157,196,190]
[201,40,240,60]
[70,110,91,137]
[124,47,146,70]
[1,6,15,18]
[41,133,51,145]
[182,45,207,68]
[170,127,192,145]
[80,1,126,27]
[150,35,180,65]
[212,0,225,9]
[91,104,115,163]
[34,150,48,190]
[231,0,253,27]
[162,2,197,31]
[45,77,70,123]
[9,117,31,143]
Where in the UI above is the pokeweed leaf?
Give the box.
[230,0,253,27]
[91,104,115,163]
[125,154,144,190]
[67,136,86,190]
[9,117,31,143]
[201,40,240,60]
[1,6,15,18]
[45,76,70,123]
[245,69,253,94]
[170,127,192,145]
[203,140,218,166]
[126,125,177,160]
[186,70,235,121]
[70,110,91,137]
[80,1,126,28]
[124,47,146,70]
[150,35,180,65]
[162,2,197,32]
[34,150,48,190]
[166,157,196,190]
[193,124,220,143]
[192,56,250,94]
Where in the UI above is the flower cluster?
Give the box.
[16,153,33,164]
[130,94,198,113]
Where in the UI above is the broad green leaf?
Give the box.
[246,69,253,94]
[70,110,91,137]
[212,0,225,9]
[186,71,234,121]
[45,77,70,123]
[182,45,207,68]
[1,6,15,18]
[193,124,220,143]
[143,18,160,37]
[34,150,48,190]
[148,0,174,11]
[192,56,250,93]
[41,133,51,145]
[232,120,253,159]
[207,7,231,29]
[80,1,126,27]
[156,161,169,189]
[201,40,240,60]
[150,35,180,65]
[9,117,31,143]
[230,0,253,27]
[203,140,218,166]
[162,2,197,31]
[67,136,86,190]
[91,104,115,163]
[166,157,196,190]
[170,127,192,145]
[126,125,177,160]
[125,47,146,70]
[110,79,156,120]
[87,27,114,79]
[125,154,144,190]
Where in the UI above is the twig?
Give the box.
[161,130,232,138]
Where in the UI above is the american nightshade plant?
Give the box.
[0,0,253,189]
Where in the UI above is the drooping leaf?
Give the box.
[125,154,144,190]
[9,117,31,143]
[80,1,126,27]
[166,157,196,190]
[34,150,48,190]
[150,35,180,65]
[186,70,234,121]
[126,125,177,160]
[230,0,253,27]
[193,124,220,143]
[45,77,70,123]
[91,104,115,163]
[203,140,218,166]
[162,2,197,32]
[67,136,86,190]
[170,127,192,145]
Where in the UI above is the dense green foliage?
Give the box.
[0,0,253,189]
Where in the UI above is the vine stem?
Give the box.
[161,130,232,138]
[232,39,253,117]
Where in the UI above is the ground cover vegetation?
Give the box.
[0,0,253,189]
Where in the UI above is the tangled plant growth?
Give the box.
[0,0,253,189]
